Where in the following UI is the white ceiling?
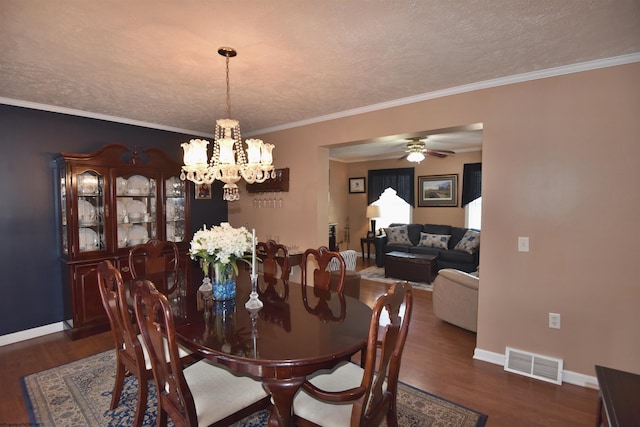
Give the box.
[1,1,639,160]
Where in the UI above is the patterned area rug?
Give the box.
[21,350,486,427]
[359,266,434,291]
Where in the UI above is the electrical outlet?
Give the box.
[518,236,530,252]
[549,313,561,329]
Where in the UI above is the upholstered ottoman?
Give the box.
[385,251,438,283]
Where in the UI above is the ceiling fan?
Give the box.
[399,137,455,162]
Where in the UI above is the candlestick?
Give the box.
[251,228,256,277]
[246,228,263,310]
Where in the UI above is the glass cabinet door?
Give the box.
[115,173,158,249]
[75,170,106,253]
[165,176,186,243]
[58,167,68,255]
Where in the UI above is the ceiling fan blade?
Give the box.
[430,149,456,154]
[425,149,447,158]
[398,153,408,161]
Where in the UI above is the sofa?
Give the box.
[432,268,479,332]
[374,223,480,273]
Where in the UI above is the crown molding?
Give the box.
[0,97,215,139]
[2,53,638,138]
[247,52,640,136]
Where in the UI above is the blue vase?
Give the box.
[213,263,236,300]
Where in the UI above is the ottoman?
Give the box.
[329,270,361,299]
[385,251,438,283]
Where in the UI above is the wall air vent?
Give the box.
[504,347,563,385]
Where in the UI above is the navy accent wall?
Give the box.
[0,104,227,336]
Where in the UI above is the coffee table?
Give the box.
[385,251,438,283]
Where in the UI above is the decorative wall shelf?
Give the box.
[246,167,289,193]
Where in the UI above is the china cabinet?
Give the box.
[54,144,191,339]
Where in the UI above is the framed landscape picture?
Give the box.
[418,174,458,207]
[349,177,366,193]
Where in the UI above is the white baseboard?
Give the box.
[0,322,65,347]
[473,347,599,389]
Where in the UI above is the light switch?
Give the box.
[518,237,530,252]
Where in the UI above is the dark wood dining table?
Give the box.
[145,266,372,427]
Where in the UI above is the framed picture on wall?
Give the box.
[349,177,366,193]
[418,174,458,207]
[195,183,212,200]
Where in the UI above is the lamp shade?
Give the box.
[406,151,425,163]
[366,205,381,218]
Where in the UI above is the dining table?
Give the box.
[142,265,373,427]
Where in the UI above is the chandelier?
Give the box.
[180,47,275,201]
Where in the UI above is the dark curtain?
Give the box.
[368,168,415,206]
[461,162,482,206]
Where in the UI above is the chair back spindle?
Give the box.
[256,239,290,280]
[128,239,180,294]
[301,246,346,294]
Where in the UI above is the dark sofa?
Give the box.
[374,223,480,273]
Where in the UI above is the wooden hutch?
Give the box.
[54,144,191,339]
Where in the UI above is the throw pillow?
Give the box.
[454,230,480,254]
[418,232,451,249]
[384,225,412,245]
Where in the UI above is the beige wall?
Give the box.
[230,62,640,378]
[329,160,348,248]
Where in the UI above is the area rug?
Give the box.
[21,350,486,427]
[359,266,433,291]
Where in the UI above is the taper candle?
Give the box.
[251,228,256,276]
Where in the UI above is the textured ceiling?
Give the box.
[1,1,639,160]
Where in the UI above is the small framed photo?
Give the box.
[349,177,366,194]
[195,183,212,200]
[418,174,458,207]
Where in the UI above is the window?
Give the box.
[465,197,482,230]
[368,168,414,206]
[462,162,481,229]
[371,188,412,231]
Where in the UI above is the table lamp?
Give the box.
[366,205,381,237]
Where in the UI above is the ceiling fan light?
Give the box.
[407,151,425,163]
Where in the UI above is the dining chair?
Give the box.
[256,239,290,301]
[301,246,346,294]
[128,239,180,295]
[132,279,271,427]
[292,281,414,427]
[96,260,154,427]
[256,239,290,280]
[98,260,195,427]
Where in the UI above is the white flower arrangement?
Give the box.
[189,222,252,277]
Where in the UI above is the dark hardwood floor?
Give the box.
[0,257,599,426]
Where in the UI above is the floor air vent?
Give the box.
[504,347,563,385]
